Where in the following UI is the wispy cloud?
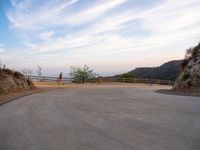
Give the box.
[0,44,5,53]
[7,0,78,29]
[25,0,200,53]
[66,0,128,25]
[0,49,4,53]
[39,31,55,40]
[7,0,127,30]
[3,0,200,74]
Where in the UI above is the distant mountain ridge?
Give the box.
[116,60,182,81]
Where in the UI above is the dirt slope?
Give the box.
[0,69,35,95]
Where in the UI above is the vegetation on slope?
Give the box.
[115,60,182,81]
[0,68,35,95]
[174,43,200,89]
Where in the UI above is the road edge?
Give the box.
[0,88,67,107]
[156,89,200,97]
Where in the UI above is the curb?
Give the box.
[155,89,200,97]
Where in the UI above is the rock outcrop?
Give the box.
[0,69,35,95]
[174,43,200,89]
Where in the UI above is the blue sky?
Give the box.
[0,0,200,76]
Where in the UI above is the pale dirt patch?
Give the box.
[0,81,172,104]
[0,82,75,103]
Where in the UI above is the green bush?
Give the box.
[182,73,190,81]
[69,65,97,83]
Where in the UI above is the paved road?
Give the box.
[0,85,200,150]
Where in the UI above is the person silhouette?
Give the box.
[58,72,63,85]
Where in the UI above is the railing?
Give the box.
[26,76,174,85]
[26,75,71,82]
[107,78,173,85]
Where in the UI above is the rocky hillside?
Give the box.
[174,43,200,89]
[0,68,35,95]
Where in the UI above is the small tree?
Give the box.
[185,43,200,62]
[0,60,6,69]
[69,65,97,83]
[21,68,33,76]
[183,43,200,69]
[36,65,42,77]
[0,60,2,69]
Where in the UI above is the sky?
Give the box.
[0,0,200,76]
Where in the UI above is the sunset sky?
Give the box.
[0,0,200,76]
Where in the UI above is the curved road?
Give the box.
[0,85,200,150]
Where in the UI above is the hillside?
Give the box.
[115,60,182,81]
[0,68,35,95]
[132,60,182,81]
[174,43,200,89]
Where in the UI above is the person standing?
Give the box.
[58,72,63,85]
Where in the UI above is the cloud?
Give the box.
[6,0,127,30]
[0,49,4,53]
[25,0,200,54]
[3,0,200,74]
[39,31,55,40]
[0,44,5,53]
[7,0,78,29]
[66,0,128,25]
[9,0,200,47]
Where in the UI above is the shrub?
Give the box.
[14,71,24,79]
[187,81,192,87]
[1,68,14,75]
[182,73,190,81]
[69,65,98,83]
[181,59,189,70]
[185,43,200,62]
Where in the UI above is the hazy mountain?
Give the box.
[115,60,182,81]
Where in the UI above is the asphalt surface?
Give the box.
[0,85,200,150]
